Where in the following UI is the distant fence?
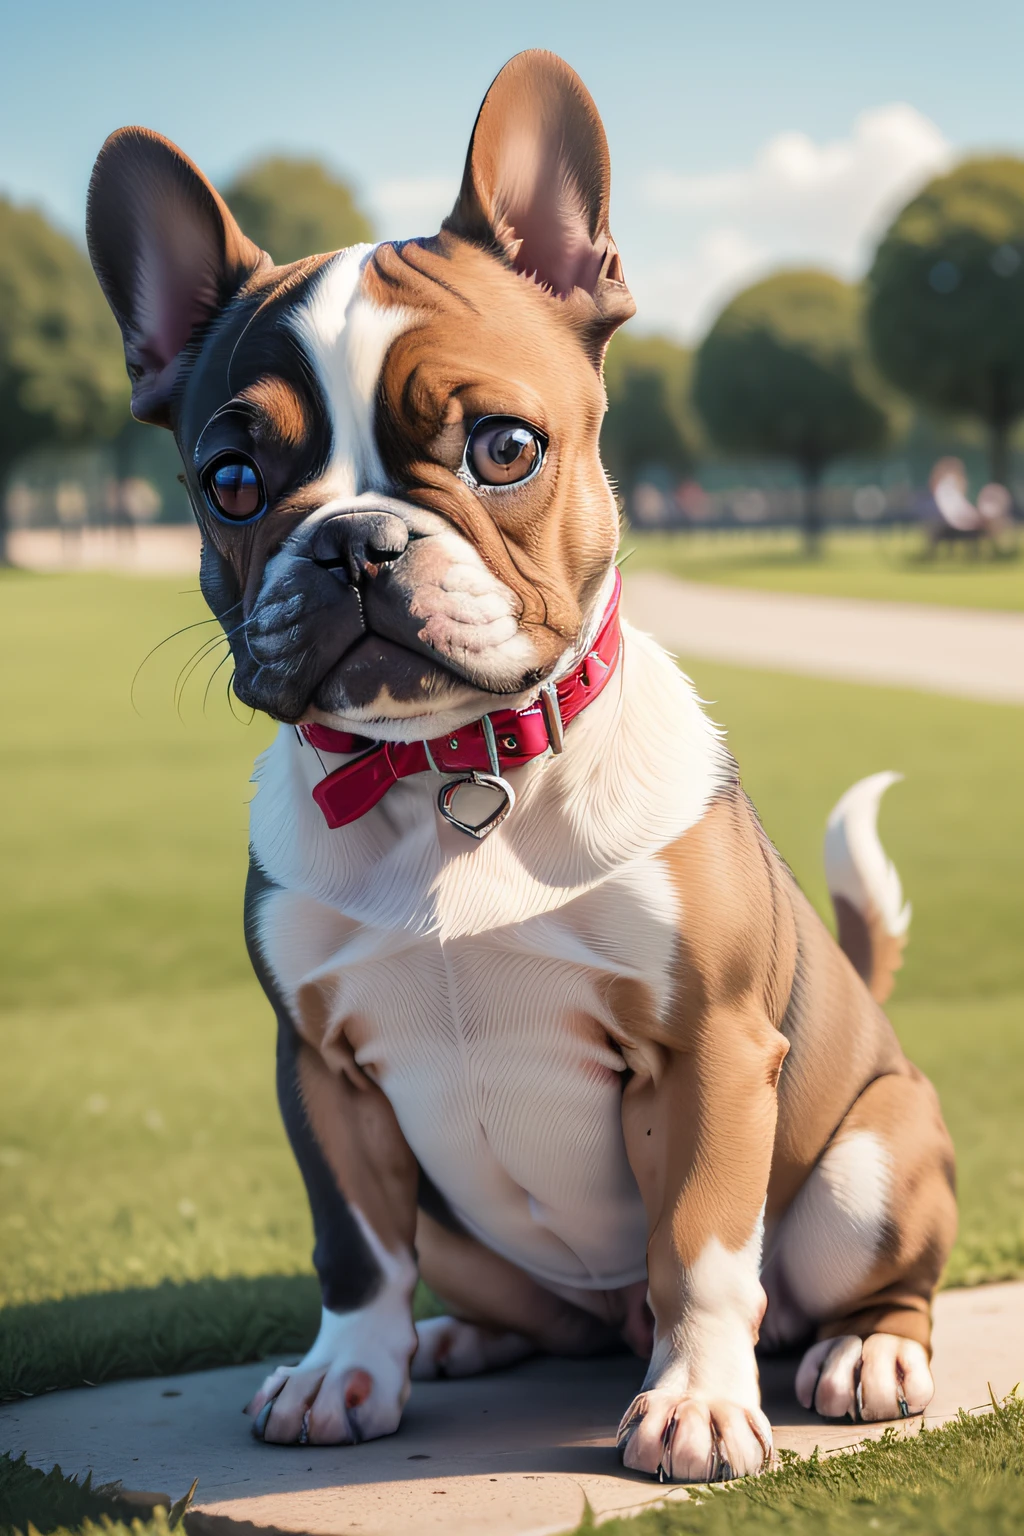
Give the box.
[4,440,191,530]
[625,480,937,530]
[5,475,929,533]
[7,460,1021,536]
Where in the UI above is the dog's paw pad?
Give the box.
[795,1333,934,1422]
[411,1316,534,1380]
[617,1389,772,1482]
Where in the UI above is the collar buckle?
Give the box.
[539,681,565,755]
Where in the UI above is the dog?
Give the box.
[86,50,956,1482]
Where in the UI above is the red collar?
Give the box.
[302,570,622,830]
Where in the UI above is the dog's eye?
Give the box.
[465,418,545,487]
[203,457,266,522]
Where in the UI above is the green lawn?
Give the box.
[0,570,1021,1526]
[587,1396,1024,1536]
[626,526,1024,610]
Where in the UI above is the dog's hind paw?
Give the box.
[617,1390,773,1482]
[411,1316,534,1380]
[795,1332,933,1422]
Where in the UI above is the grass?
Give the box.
[625,526,1024,610]
[0,574,268,1015]
[583,1394,1024,1536]
[894,995,1024,1287]
[0,1451,145,1536]
[0,1275,320,1401]
[0,569,1021,1528]
[0,1450,197,1536]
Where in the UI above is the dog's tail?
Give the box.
[824,772,911,1005]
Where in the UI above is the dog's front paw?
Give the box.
[617,1390,773,1482]
[796,1333,933,1422]
[246,1303,417,1446]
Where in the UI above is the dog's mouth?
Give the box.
[230,590,543,731]
[311,626,506,716]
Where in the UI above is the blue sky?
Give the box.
[3,0,1023,337]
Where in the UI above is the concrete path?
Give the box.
[8,526,201,576]
[623,571,1024,705]
[2,1283,1021,1536]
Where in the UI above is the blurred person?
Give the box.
[976,480,1018,553]
[976,481,1013,529]
[925,456,982,554]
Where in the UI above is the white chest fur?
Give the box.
[249,625,729,1289]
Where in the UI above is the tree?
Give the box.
[601,333,699,506]
[693,271,890,551]
[222,157,373,264]
[866,157,1024,489]
[0,198,128,563]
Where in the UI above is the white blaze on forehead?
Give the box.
[289,246,413,497]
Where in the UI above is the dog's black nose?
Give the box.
[311,509,409,583]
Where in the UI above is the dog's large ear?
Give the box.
[87,128,270,426]
[444,50,634,341]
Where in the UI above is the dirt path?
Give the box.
[623,571,1024,705]
[2,1282,1021,1536]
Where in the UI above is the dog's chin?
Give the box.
[301,637,545,744]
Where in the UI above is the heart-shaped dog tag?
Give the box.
[437,771,516,839]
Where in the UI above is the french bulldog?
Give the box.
[87,50,955,1480]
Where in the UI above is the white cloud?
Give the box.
[627,105,952,340]
[635,228,771,340]
[369,176,458,240]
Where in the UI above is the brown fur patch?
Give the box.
[768,888,908,1216]
[363,235,619,664]
[615,787,954,1358]
[239,376,311,451]
[415,1211,614,1356]
[296,1044,418,1256]
[614,792,791,1328]
[834,894,907,1004]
